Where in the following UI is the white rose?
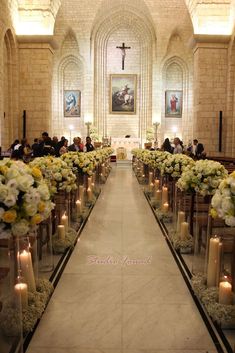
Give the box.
[24,203,38,216]
[225,215,235,227]
[221,198,234,213]
[12,219,30,237]
[0,184,8,202]
[54,172,62,181]
[24,188,41,204]
[4,194,17,207]
[211,191,222,209]
[17,175,34,192]
[6,168,20,180]
[37,183,50,200]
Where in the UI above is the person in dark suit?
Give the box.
[85,136,94,152]
[68,137,83,152]
[193,139,205,159]
[38,132,55,156]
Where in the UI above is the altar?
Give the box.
[111,138,141,160]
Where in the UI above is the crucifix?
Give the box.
[116,42,131,70]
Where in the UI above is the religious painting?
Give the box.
[64,90,81,117]
[165,90,182,117]
[110,74,137,114]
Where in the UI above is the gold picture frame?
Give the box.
[110,74,137,114]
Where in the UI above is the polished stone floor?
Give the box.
[27,165,217,353]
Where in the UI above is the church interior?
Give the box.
[1,1,235,353]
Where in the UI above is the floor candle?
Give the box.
[162,186,168,204]
[219,280,232,305]
[76,200,82,216]
[155,189,162,201]
[149,172,153,185]
[14,282,28,310]
[19,250,36,292]
[61,214,68,232]
[91,182,95,193]
[207,236,220,287]
[79,185,84,206]
[88,177,92,189]
[180,222,189,240]
[177,211,185,233]
[155,179,160,191]
[87,187,92,202]
[149,182,154,193]
[162,202,169,214]
[57,224,65,240]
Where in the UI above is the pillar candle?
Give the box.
[88,177,92,189]
[14,282,28,310]
[61,214,68,232]
[91,182,95,193]
[87,187,92,202]
[180,222,189,240]
[57,224,65,240]
[76,200,82,217]
[19,250,36,292]
[207,236,220,287]
[155,179,160,190]
[216,242,223,286]
[177,211,185,233]
[149,172,153,185]
[149,182,154,193]
[162,202,169,214]
[219,281,232,305]
[162,186,168,204]
[155,190,162,201]
[79,185,84,204]
[101,164,105,176]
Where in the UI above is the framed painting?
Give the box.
[110,74,137,114]
[165,90,182,117]
[64,90,81,117]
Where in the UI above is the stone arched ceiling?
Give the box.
[8,0,235,36]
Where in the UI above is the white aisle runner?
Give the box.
[27,165,216,353]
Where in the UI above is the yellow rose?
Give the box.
[31,167,42,179]
[31,214,42,225]
[210,208,218,219]
[2,209,17,223]
[0,166,9,175]
[38,201,45,212]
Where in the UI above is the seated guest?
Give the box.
[68,137,83,152]
[32,138,40,157]
[193,139,204,159]
[38,132,55,156]
[59,139,68,155]
[161,138,173,153]
[18,138,32,162]
[173,137,183,154]
[51,136,58,149]
[55,136,66,156]
[85,136,94,152]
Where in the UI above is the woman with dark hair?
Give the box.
[18,138,32,162]
[59,139,68,155]
[161,138,173,153]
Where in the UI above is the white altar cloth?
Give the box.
[111,138,141,160]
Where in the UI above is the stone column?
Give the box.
[18,36,55,143]
[193,35,230,156]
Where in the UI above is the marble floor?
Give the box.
[26,165,217,353]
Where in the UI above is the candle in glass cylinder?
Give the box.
[76,200,82,217]
[19,250,36,292]
[14,282,28,309]
[162,186,168,204]
[101,164,105,176]
[79,185,84,206]
[162,202,169,214]
[149,182,154,193]
[88,177,92,189]
[177,211,185,233]
[219,280,232,305]
[87,187,92,202]
[149,172,153,185]
[155,190,162,201]
[61,214,68,232]
[91,182,95,193]
[180,222,189,240]
[57,224,65,240]
[207,236,220,287]
[155,179,160,191]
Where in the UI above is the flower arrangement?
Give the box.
[0,159,54,239]
[211,172,235,227]
[90,125,100,142]
[146,127,154,142]
[177,160,228,196]
[131,149,170,171]
[30,156,77,195]
[160,154,195,178]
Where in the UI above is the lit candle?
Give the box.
[57,224,65,240]
[19,250,36,292]
[101,164,105,176]
[76,199,82,216]
[149,172,153,185]
[88,177,92,189]
[162,186,168,204]
[149,182,154,193]
[61,214,68,232]
[180,222,189,240]
[162,202,169,214]
[79,185,84,207]
[216,242,223,286]
[219,280,232,305]
[87,187,92,202]
[156,190,162,201]
[154,179,160,190]
[91,182,95,193]
[177,211,185,233]
[207,236,220,287]
[14,282,28,310]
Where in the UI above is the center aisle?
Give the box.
[27,165,216,353]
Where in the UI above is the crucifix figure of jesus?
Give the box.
[116,42,131,70]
